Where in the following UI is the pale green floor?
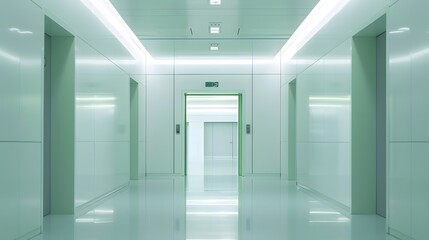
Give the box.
[33,176,396,240]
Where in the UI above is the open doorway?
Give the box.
[351,15,386,216]
[185,94,242,178]
[185,94,241,240]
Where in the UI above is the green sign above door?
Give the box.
[205,82,219,87]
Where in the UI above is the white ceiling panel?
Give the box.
[111,0,319,58]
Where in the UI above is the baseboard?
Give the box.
[388,228,414,240]
[74,182,129,217]
[242,173,281,178]
[15,227,40,240]
[145,173,182,178]
[297,183,351,217]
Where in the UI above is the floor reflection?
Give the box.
[186,175,238,240]
[33,176,395,240]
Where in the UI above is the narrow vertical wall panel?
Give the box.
[388,143,412,237]
[51,36,75,214]
[376,32,387,218]
[411,143,429,239]
[280,79,289,178]
[138,77,146,178]
[146,75,174,174]
[351,37,377,214]
[287,81,297,180]
[253,75,281,174]
[387,1,414,239]
[130,81,139,180]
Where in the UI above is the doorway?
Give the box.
[185,94,242,177]
[351,15,386,215]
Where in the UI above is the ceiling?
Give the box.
[187,95,238,116]
[110,0,320,59]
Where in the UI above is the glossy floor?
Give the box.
[32,176,396,240]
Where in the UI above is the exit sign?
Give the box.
[205,82,219,88]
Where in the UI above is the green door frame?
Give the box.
[184,93,243,176]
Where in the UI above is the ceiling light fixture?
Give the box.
[210,0,221,5]
[209,23,221,34]
[81,0,151,60]
[210,43,219,51]
[279,0,350,59]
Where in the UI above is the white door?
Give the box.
[204,122,238,175]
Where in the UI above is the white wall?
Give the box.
[74,38,130,209]
[187,122,205,175]
[146,75,174,174]
[388,1,429,239]
[253,75,281,174]
[187,109,238,176]
[0,1,43,239]
[295,40,352,208]
[133,75,147,179]
[145,58,282,175]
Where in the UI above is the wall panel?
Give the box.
[146,75,174,174]
[296,40,352,208]
[0,1,43,239]
[253,75,281,174]
[75,39,130,209]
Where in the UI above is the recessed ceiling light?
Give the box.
[210,0,221,5]
[210,27,220,34]
[209,23,221,34]
[210,44,219,51]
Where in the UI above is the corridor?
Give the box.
[33,176,393,240]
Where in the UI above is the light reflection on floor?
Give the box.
[32,176,396,240]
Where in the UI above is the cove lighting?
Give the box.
[81,0,151,60]
[279,0,350,59]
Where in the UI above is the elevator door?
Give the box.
[204,122,238,176]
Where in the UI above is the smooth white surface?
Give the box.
[33,177,395,240]
[295,40,352,208]
[0,1,43,239]
[135,75,147,178]
[387,1,429,239]
[75,38,130,208]
[0,1,42,142]
[0,143,42,239]
[187,122,205,176]
[280,79,289,178]
[252,75,281,174]
[146,75,174,174]
[204,123,238,176]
